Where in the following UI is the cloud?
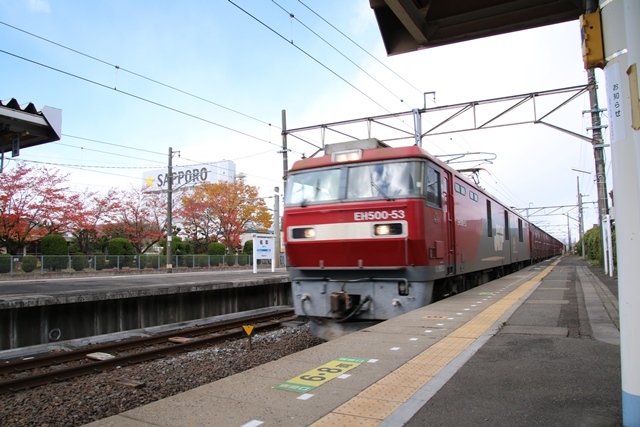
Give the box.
[27,0,50,13]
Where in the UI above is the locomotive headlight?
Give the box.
[332,149,362,163]
[374,223,403,236]
[292,227,316,239]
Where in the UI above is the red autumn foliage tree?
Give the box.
[0,163,82,254]
[177,179,272,251]
[69,188,122,254]
[102,186,167,253]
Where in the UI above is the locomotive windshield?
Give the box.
[285,161,424,205]
[285,168,342,205]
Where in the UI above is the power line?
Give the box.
[297,0,423,95]
[63,134,166,156]
[271,0,406,107]
[0,48,292,152]
[54,142,166,165]
[228,0,395,116]
[0,20,278,129]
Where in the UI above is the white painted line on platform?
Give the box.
[338,374,351,379]
[297,394,314,400]
[242,420,263,427]
[410,338,418,341]
[368,359,378,363]
[390,347,400,351]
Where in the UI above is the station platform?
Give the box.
[84,256,621,427]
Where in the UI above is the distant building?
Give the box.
[142,160,236,192]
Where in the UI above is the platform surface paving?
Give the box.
[84,257,621,427]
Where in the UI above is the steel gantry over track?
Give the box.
[282,84,592,155]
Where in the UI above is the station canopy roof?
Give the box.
[370,0,586,55]
[0,98,62,155]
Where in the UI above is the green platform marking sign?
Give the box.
[275,357,367,393]
[479,292,495,295]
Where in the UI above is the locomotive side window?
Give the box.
[487,200,493,237]
[469,191,478,202]
[285,168,342,205]
[454,182,466,195]
[504,210,510,240]
[518,218,524,242]
[425,166,441,208]
[346,161,422,200]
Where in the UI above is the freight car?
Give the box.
[283,138,563,340]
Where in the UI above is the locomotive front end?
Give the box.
[283,139,447,340]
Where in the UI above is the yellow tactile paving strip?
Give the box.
[310,261,559,427]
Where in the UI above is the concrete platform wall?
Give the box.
[0,282,291,350]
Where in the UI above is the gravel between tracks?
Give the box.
[0,325,324,427]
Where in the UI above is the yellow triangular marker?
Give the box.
[242,325,254,336]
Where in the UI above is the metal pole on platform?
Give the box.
[601,0,640,423]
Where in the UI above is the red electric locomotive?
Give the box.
[283,138,563,340]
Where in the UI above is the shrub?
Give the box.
[94,253,106,270]
[237,254,249,266]
[0,254,11,273]
[107,238,135,268]
[225,255,236,266]
[243,240,253,254]
[21,255,37,273]
[41,234,68,270]
[71,252,87,271]
[208,242,226,256]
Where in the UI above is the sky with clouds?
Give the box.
[0,0,610,244]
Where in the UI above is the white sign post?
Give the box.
[252,234,275,273]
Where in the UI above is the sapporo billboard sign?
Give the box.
[142,160,236,192]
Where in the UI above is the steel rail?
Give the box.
[0,309,293,376]
[0,313,295,393]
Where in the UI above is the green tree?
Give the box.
[242,239,253,254]
[107,238,135,268]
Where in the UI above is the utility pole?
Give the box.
[577,177,585,258]
[281,110,289,196]
[566,213,572,252]
[273,186,280,268]
[166,147,174,273]
[585,68,610,225]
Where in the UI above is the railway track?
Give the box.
[0,309,295,393]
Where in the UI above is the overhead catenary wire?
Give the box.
[271,0,406,107]
[228,0,396,117]
[297,0,423,96]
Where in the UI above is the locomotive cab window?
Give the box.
[285,168,342,205]
[425,165,441,208]
[346,161,422,201]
